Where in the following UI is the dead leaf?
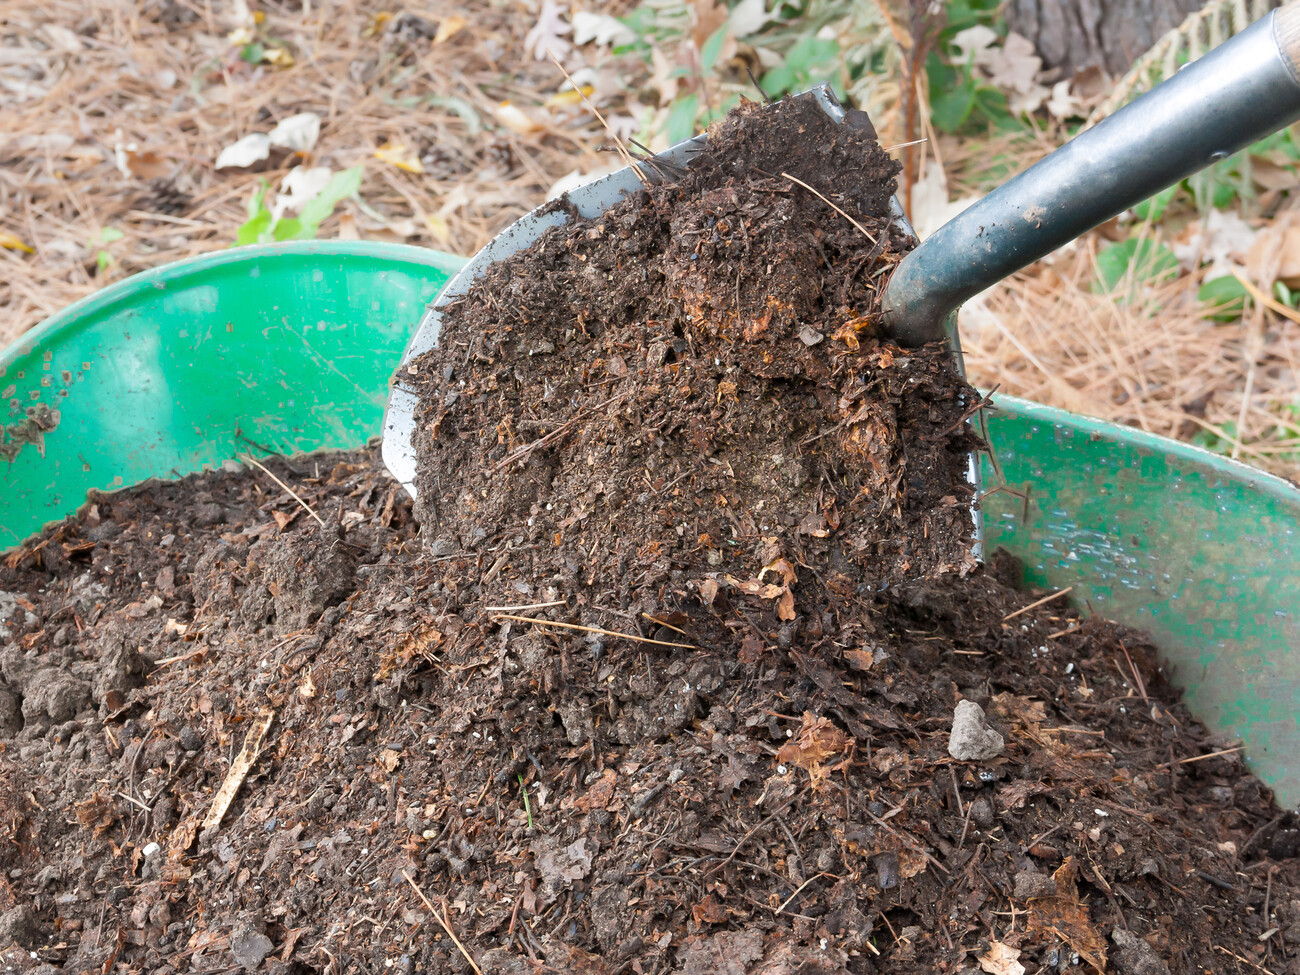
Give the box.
[216,133,271,170]
[1045,80,1082,120]
[950,25,998,64]
[572,11,636,47]
[990,692,1047,731]
[1175,208,1258,281]
[202,710,274,831]
[776,589,795,621]
[648,45,680,107]
[760,557,796,588]
[725,575,783,600]
[543,84,595,108]
[374,142,424,173]
[523,0,571,61]
[898,847,928,879]
[73,793,117,837]
[676,929,763,975]
[494,102,546,136]
[845,648,874,671]
[691,892,729,924]
[168,815,200,858]
[690,0,728,50]
[375,626,443,680]
[998,779,1050,810]
[797,511,829,537]
[299,671,316,699]
[271,509,297,530]
[378,748,401,773]
[978,941,1025,975]
[362,11,391,37]
[1025,857,1108,972]
[0,233,33,254]
[41,23,83,53]
[124,149,170,179]
[533,835,594,895]
[984,33,1048,114]
[433,14,467,44]
[698,577,719,607]
[911,159,981,240]
[777,711,852,789]
[573,768,617,812]
[268,112,320,153]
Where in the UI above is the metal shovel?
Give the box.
[383,1,1300,543]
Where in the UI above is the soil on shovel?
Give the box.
[405,94,982,603]
[0,94,1296,975]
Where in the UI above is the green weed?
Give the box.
[235,167,363,246]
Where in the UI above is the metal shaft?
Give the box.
[881,3,1300,347]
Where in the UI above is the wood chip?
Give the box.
[202,710,275,831]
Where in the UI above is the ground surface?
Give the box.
[5,0,1300,475]
[1,92,1298,975]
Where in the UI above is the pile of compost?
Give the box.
[0,95,1296,975]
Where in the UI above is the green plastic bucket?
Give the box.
[2,241,1297,808]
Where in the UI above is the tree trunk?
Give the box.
[1006,0,1206,77]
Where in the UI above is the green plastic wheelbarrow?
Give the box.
[1,240,1297,807]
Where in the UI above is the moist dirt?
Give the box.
[0,94,1296,975]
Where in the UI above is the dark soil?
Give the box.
[0,94,1296,975]
[0,449,1297,975]
[406,94,982,604]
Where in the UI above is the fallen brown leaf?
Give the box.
[978,941,1025,975]
[1025,857,1107,972]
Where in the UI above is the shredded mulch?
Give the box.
[0,95,1296,975]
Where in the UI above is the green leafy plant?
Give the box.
[1190,419,1237,456]
[1197,275,1252,322]
[614,0,849,147]
[926,55,1011,135]
[91,227,124,273]
[235,167,363,246]
[1093,238,1179,295]
[518,773,534,829]
[760,32,840,98]
[1133,185,1178,223]
[924,0,1022,135]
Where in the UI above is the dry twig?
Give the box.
[779,171,877,244]
[402,870,484,975]
[240,454,326,528]
[492,614,696,649]
[1002,586,1073,621]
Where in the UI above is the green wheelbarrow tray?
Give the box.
[2,241,1298,809]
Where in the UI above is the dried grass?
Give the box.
[963,233,1300,480]
[0,0,617,342]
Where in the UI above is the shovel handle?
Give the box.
[881,1,1300,347]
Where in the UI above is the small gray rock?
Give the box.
[0,904,39,948]
[947,700,1005,761]
[797,324,824,346]
[230,920,275,970]
[1111,928,1171,975]
[969,798,994,827]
